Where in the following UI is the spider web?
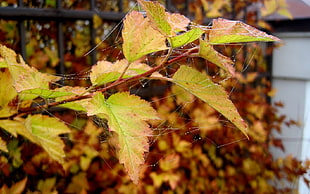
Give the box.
[13,2,268,183]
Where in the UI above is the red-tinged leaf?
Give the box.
[171,28,204,48]
[166,12,190,35]
[209,18,280,44]
[87,92,159,184]
[122,11,168,62]
[90,59,162,86]
[172,66,248,138]
[137,0,171,35]
[199,39,235,76]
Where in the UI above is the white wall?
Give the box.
[271,32,310,193]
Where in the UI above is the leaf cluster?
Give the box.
[0,0,308,193]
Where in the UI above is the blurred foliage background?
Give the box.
[0,0,309,193]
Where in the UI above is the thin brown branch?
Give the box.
[15,47,198,116]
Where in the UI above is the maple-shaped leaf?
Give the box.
[199,39,235,76]
[0,115,70,164]
[171,28,204,48]
[90,59,162,86]
[0,69,18,117]
[122,11,168,62]
[137,0,190,36]
[87,92,159,184]
[0,45,60,100]
[209,18,280,44]
[172,66,248,138]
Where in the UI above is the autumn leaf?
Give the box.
[122,11,168,62]
[0,69,17,117]
[137,0,190,36]
[166,12,190,35]
[0,177,27,194]
[0,137,8,152]
[172,66,248,138]
[209,18,280,44]
[24,115,71,164]
[0,45,60,100]
[0,115,71,164]
[87,92,159,184]
[137,0,171,35]
[199,38,235,76]
[90,59,162,86]
[171,28,204,48]
[261,0,292,19]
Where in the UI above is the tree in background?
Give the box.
[0,0,309,193]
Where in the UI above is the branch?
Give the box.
[15,47,198,116]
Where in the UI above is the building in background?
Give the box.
[268,0,310,192]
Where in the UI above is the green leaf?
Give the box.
[122,11,168,62]
[87,92,159,184]
[209,18,280,44]
[171,28,204,48]
[90,59,162,86]
[19,88,75,99]
[0,60,8,68]
[137,0,171,35]
[56,99,90,112]
[199,39,235,76]
[172,66,248,137]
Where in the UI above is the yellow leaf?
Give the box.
[0,137,8,152]
[0,69,18,117]
[122,11,168,62]
[0,116,70,164]
[199,39,235,76]
[172,66,248,138]
[159,154,180,171]
[87,92,159,184]
[0,44,60,100]
[277,7,293,20]
[261,0,277,17]
[0,177,27,194]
